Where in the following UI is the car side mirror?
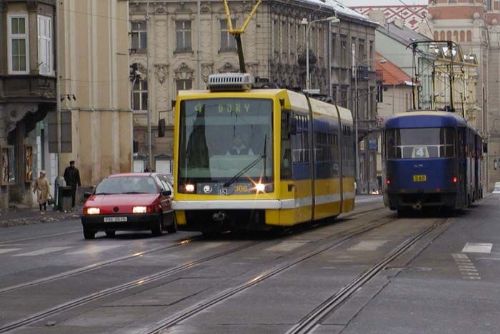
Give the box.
[83,192,92,200]
[162,190,172,196]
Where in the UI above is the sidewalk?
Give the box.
[0,204,81,228]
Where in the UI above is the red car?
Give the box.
[81,173,175,239]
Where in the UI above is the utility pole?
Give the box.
[353,42,359,193]
[146,0,153,171]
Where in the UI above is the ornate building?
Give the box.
[0,0,132,208]
[0,0,56,208]
[129,0,379,192]
[428,0,500,190]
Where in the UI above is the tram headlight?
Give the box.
[185,184,195,193]
[255,183,266,192]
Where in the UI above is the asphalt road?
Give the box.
[0,195,498,333]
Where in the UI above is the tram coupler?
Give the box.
[212,211,227,222]
[412,202,423,210]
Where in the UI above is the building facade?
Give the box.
[56,0,132,188]
[428,0,500,190]
[129,0,379,193]
[0,0,132,209]
[0,0,56,208]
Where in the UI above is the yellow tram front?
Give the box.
[172,73,355,234]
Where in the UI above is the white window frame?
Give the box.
[38,15,53,76]
[7,13,30,74]
[130,21,147,50]
[220,19,237,51]
[131,79,148,113]
[175,20,192,52]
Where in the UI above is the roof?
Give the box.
[298,0,375,24]
[384,111,469,129]
[375,52,413,86]
[377,22,431,47]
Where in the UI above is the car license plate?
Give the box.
[104,217,127,223]
[413,175,427,182]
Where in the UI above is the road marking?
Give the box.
[462,242,492,254]
[348,240,387,251]
[452,253,481,280]
[15,247,72,256]
[0,248,20,255]
[265,241,307,252]
[66,244,121,255]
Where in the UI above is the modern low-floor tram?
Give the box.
[172,73,356,233]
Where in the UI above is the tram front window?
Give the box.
[178,98,273,193]
[386,128,455,159]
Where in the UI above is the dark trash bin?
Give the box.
[58,186,73,212]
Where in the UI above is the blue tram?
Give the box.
[172,73,356,233]
[382,111,483,213]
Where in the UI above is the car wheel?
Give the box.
[105,230,115,238]
[151,217,163,236]
[83,227,96,240]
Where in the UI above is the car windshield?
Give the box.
[95,176,158,194]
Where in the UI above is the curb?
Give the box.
[0,210,81,228]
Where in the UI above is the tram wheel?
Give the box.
[166,219,177,234]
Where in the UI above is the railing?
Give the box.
[0,75,56,102]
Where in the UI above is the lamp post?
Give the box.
[301,15,339,92]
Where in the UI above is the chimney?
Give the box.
[368,9,387,26]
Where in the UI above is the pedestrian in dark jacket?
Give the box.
[63,160,81,208]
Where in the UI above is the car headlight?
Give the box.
[133,206,148,213]
[86,207,100,215]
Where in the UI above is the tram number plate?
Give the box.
[104,217,127,223]
[413,175,427,182]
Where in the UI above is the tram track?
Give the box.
[286,217,452,334]
[0,230,81,245]
[138,212,398,334]
[0,206,389,333]
[0,236,198,294]
[0,239,261,333]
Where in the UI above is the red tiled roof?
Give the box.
[375,52,413,86]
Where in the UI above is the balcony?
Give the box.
[0,75,56,103]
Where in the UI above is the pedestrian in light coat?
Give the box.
[33,170,50,212]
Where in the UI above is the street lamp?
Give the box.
[301,15,340,92]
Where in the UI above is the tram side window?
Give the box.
[281,111,292,179]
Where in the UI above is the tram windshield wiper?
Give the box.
[223,135,267,188]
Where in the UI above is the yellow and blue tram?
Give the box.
[172,73,355,233]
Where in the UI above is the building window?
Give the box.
[175,20,192,52]
[8,14,29,74]
[176,79,192,94]
[131,21,147,50]
[340,35,348,67]
[132,80,148,112]
[38,15,53,76]
[220,19,237,51]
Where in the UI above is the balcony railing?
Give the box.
[0,75,56,102]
